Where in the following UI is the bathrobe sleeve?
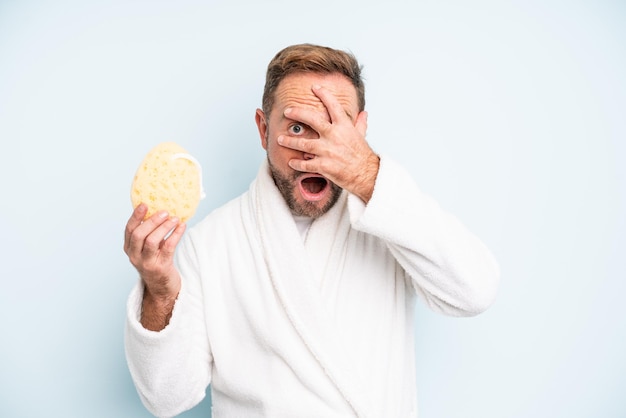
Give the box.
[124,234,212,418]
[347,156,500,316]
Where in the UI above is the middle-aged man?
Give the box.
[124,43,500,418]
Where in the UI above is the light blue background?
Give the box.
[1,0,624,417]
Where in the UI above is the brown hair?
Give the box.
[261,43,365,115]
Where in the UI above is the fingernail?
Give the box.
[158,211,168,218]
[312,84,321,90]
[284,107,292,115]
[277,135,284,144]
[170,216,179,223]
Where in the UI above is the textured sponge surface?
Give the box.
[131,142,203,223]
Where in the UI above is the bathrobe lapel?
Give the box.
[250,160,368,417]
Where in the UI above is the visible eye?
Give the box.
[288,123,305,136]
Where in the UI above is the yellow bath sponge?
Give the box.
[131,142,205,223]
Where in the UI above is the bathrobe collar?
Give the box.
[250,159,368,417]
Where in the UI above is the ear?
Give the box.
[255,109,268,150]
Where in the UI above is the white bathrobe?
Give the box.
[125,156,500,418]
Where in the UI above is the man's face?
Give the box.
[255,72,360,218]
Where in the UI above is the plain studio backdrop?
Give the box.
[0,0,624,417]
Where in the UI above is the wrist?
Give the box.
[354,152,380,203]
[140,278,181,331]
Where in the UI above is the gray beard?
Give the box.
[267,156,342,219]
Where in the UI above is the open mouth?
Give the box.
[298,174,329,201]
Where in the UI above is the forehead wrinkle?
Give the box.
[275,85,320,107]
[275,88,356,121]
[272,73,359,121]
